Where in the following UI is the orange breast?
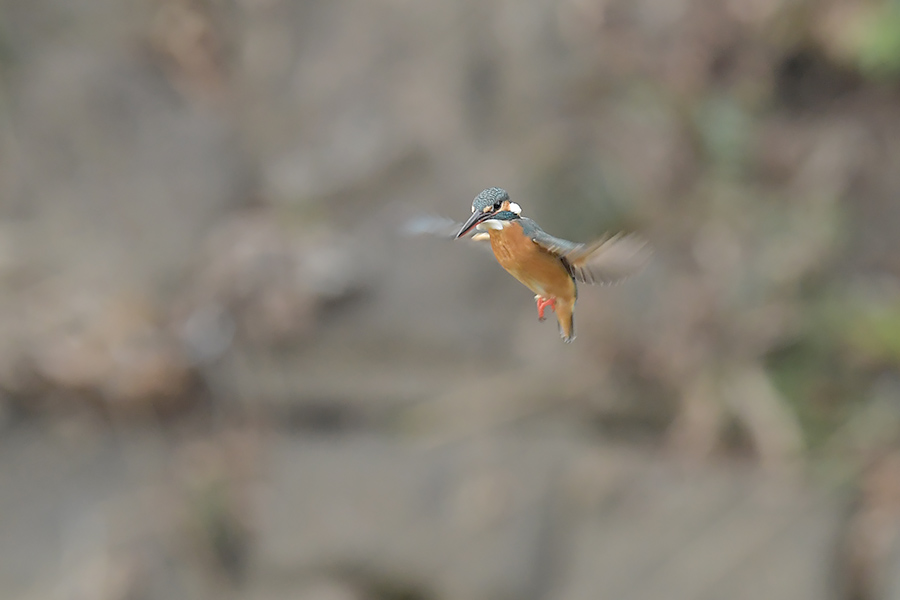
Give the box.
[489,223,576,301]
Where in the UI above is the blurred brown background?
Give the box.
[2,0,900,598]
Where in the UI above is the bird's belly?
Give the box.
[489,227,575,299]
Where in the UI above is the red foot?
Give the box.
[535,296,557,321]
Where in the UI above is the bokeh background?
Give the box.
[2,0,900,598]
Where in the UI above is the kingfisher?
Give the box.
[455,187,649,342]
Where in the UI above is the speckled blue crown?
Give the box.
[473,187,509,211]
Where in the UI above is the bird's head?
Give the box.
[455,187,522,238]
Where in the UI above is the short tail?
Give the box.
[555,298,576,343]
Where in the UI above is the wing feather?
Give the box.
[402,214,490,243]
[520,218,651,285]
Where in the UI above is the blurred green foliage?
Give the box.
[695,94,753,177]
[855,0,900,78]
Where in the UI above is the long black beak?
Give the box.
[455,211,488,239]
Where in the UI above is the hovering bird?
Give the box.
[455,187,650,342]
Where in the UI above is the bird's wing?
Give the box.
[564,232,652,285]
[401,214,494,260]
[520,218,651,285]
[402,214,490,242]
[518,218,583,254]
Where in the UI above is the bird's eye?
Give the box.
[493,201,502,210]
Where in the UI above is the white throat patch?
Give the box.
[476,219,509,231]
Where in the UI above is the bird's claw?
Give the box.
[535,296,557,321]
